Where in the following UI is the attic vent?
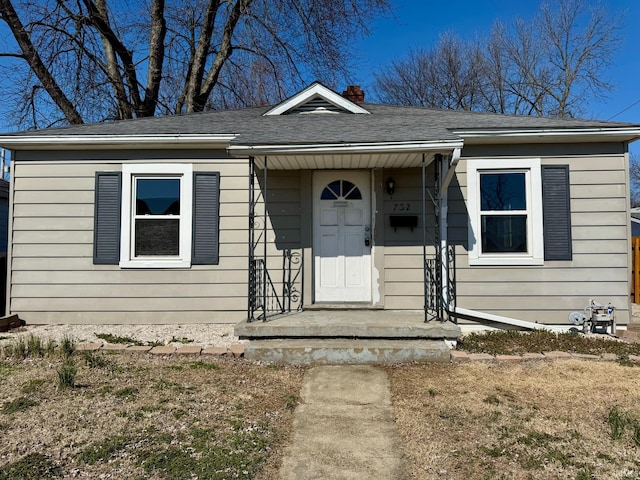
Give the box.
[288,97,344,115]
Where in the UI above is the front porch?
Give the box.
[235,309,461,364]
[245,150,461,324]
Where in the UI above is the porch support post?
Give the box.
[439,155,449,321]
[248,156,256,321]
[262,156,268,321]
[422,153,428,322]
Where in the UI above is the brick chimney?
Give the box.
[342,85,365,103]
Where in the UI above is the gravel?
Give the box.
[0,323,246,348]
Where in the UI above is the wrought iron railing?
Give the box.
[423,154,457,323]
[249,258,283,319]
[424,245,457,323]
[247,157,304,322]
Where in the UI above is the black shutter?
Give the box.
[93,172,122,264]
[542,165,572,261]
[192,172,220,265]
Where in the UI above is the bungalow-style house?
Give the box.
[631,208,640,236]
[0,82,638,357]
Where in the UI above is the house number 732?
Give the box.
[393,203,411,211]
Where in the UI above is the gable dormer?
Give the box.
[264,82,370,116]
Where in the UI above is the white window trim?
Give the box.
[467,158,543,266]
[120,164,193,268]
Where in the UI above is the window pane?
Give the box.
[343,180,362,199]
[481,215,527,253]
[135,219,179,256]
[321,180,341,200]
[136,179,180,215]
[480,173,526,211]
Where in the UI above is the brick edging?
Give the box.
[76,342,246,358]
[450,350,639,363]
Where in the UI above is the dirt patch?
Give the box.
[0,353,305,479]
[387,360,640,479]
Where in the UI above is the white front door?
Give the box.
[313,171,371,303]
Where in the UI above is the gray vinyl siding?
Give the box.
[7,144,631,326]
[251,169,304,308]
[381,166,439,310]
[9,150,251,324]
[453,145,631,325]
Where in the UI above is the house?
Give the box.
[631,208,640,236]
[0,82,638,335]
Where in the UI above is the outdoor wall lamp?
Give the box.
[386,177,395,195]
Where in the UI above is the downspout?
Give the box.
[453,307,569,332]
[439,148,460,320]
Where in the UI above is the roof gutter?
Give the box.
[0,134,237,150]
[227,139,464,156]
[453,126,640,141]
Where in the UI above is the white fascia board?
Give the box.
[228,140,464,156]
[0,134,237,150]
[264,83,370,116]
[453,127,640,141]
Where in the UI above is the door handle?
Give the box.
[364,226,370,246]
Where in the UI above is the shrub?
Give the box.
[60,335,76,359]
[57,359,77,389]
[26,335,44,357]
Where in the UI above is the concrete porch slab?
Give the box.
[236,310,461,340]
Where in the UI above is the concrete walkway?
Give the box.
[279,365,408,480]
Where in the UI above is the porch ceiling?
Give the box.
[253,152,429,170]
[251,151,447,170]
[230,139,463,170]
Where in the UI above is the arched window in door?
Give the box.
[320,180,362,200]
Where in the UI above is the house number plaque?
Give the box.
[393,203,412,212]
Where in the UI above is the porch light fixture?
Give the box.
[386,177,395,195]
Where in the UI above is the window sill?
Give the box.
[469,256,544,266]
[119,259,191,269]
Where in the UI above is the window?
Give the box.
[121,164,192,267]
[468,159,544,265]
[320,180,362,200]
[93,165,220,268]
[133,178,181,256]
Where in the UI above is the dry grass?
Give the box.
[387,360,640,480]
[0,352,304,479]
[459,330,640,357]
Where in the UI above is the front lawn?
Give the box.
[0,346,304,479]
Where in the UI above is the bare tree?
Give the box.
[629,152,640,207]
[0,0,390,128]
[374,0,621,118]
[374,34,485,110]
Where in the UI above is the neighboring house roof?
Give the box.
[1,82,639,153]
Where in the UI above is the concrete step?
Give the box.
[244,338,452,365]
[236,312,461,340]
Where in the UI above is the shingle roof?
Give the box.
[3,99,638,147]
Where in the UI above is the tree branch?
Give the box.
[0,0,83,124]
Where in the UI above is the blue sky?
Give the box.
[0,0,638,129]
[353,0,640,124]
